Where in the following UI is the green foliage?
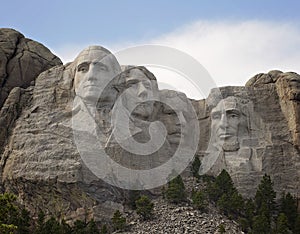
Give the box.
[73,220,87,234]
[135,195,154,220]
[111,210,126,231]
[60,219,72,234]
[0,223,17,234]
[86,220,100,234]
[34,211,99,234]
[279,192,298,230]
[0,193,107,234]
[191,190,206,211]
[218,223,226,233]
[0,193,32,234]
[254,174,276,223]
[294,214,300,234]
[165,175,186,204]
[217,191,244,218]
[43,217,63,234]
[276,213,291,234]
[126,190,141,210]
[0,193,18,228]
[191,156,201,179]
[207,170,235,203]
[16,208,30,234]
[252,213,271,234]
[100,224,108,234]
[240,198,255,232]
[206,170,244,218]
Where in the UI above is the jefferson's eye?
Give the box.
[126,80,139,87]
[99,64,108,71]
[143,82,151,89]
[77,63,89,73]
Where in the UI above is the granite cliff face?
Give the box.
[0,29,299,226]
[0,28,62,108]
[196,74,300,197]
[0,28,62,156]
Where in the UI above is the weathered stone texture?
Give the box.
[0,30,300,225]
[0,28,62,108]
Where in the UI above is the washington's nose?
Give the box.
[86,66,98,82]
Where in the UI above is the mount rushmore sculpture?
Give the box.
[0,38,299,222]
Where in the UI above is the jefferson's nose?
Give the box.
[137,83,148,98]
[176,112,186,126]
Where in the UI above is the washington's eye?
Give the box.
[77,63,89,73]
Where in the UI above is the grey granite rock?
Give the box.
[0,36,299,227]
[0,28,62,108]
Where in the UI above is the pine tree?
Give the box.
[60,219,72,234]
[206,170,244,218]
[111,210,126,231]
[0,193,19,230]
[165,175,186,204]
[276,213,291,234]
[34,210,46,234]
[86,219,100,234]
[240,198,255,232]
[252,213,270,234]
[100,224,108,234]
[254,174,276,224]
[294,214,300,234]
[207,169,235,203]
[42,217,62,234]
[218,224,226,233]
[16,208,31,234]
[191,155,201,179]
[126,190,141,210]
[135,195,154,220]
[217,190,244,218]
[72,220,87,234]
[279,192,298,230]
[191,190,206,211]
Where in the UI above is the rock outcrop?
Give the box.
[0,30,300,227]
[196,71,300,198]
[0,28,62,108]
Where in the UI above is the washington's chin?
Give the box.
[79,88,101,101]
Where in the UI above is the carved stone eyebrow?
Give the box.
[225,109,241,115]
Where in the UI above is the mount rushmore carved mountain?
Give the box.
[0,28,299,227]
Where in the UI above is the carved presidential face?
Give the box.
[211,98,243,144]
[121,68,157,119]
[159,91,189,145]
[74,46,121,103]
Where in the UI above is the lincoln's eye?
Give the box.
[212,112,221,120]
